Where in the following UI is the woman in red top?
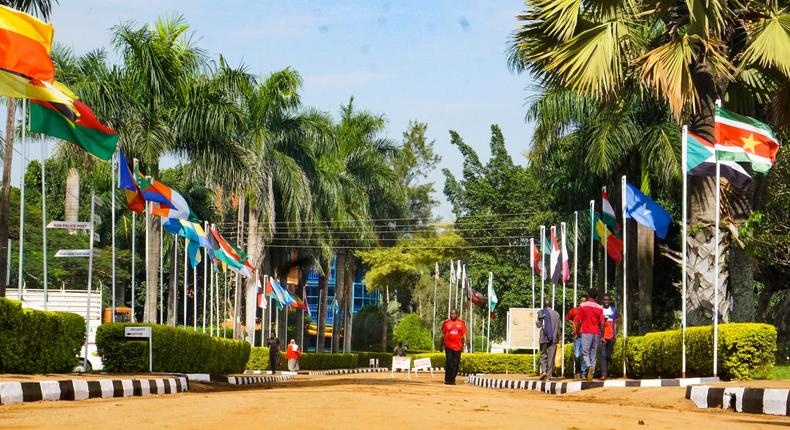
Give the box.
[285,339,301,372]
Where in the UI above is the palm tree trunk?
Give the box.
[637,223,654,334]
[167,238,177,326]
[64,168,80,222]
[0,98,17,297]
[343,259,355,352]
[381,285,389,352]
[244,206,263,345]
[144,216,160,323]
[332,250,346,353]
[316,257,329,353]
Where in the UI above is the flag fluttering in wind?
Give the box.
[268,277,287,310]
[303,287,312,319]
[0,4,54,81]
[133,165,175,208]
[150,178,191,220]
[449,259,456,284]
[550,226,562,284]
[209,225,253,277]
[715,106,780,173]
[592,213,623,263]
[624,183,672,239]
[687,131,752,189]
[30,98,119,160]
[461,265,466,292]
[530,239,541,275]
[487,272,497,313]
[256,277,266,309]
[601,187,619,232]
[434,262,439,280]
[118,150,144,213]
[163,218,210,267]
[560,225,570,283]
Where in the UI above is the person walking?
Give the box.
[600,294,619,380]
[565,294,587,380]
[440,309,467,385]
[286,339,301,372]
[576,289,604,381]
[266,335,281,374]
[537,299,561,381]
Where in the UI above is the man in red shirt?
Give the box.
[575,290,604,381]
[440,309,467,385]
[565,293,587,380]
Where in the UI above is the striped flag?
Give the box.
[601,187,618,232]
[687,131,751,189]
[118,150,144,213]
[150,179,191,220]
[561,225,570,282]
[715,106,780,173]
[549,226,562,284]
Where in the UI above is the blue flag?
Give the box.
[624,183,672,239]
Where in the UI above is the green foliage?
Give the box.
[351,306,391,351]
[247,348,357,370]
[393,313,432,350]
[410,352,538,374]
[355,351,393,368]
[0,298,85,373]
[96,323,250,374]
[753,364,790,380]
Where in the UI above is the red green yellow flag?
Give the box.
[714,107,780,173]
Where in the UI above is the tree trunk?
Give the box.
[343,258,355,352]
[332,250,346,353]
[0,98,17,297]
[637,223,654,334]
[381,285,389,352]
[167,238,177,326]
[244,206,263,345]
[64,168,80,222]
[144,216,160,323]
[316,257,329,353]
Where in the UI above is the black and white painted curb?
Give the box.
[686,385,790,416]
[306,368,389,376]
[0,376,188,405]
[186,374,294,385]
[467,374,720,395]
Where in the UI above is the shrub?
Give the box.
[352,306,390,352]
[247,348,358,370]
[356,351,393,368]
[96,323,250,374]
[393,313,432,351]
[0,298,85,373]
[410,352,538,374]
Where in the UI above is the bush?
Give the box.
[410,352,538,374]
[0,298,85,373]
[356,351,393,368]
[352,306,390,352]
[96,323,250,374]
[247,348,358,370]
[393,313,432,351]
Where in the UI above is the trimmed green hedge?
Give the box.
[96,323,250,374]
[411,352,539,374]
[356,351,393,368]
[0,298,85,373]
[247,348,358,370]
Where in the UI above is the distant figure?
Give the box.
[577,289,604,381]
[267,335,281,374]
[565,293,588,380]
[600,294,619,380]
[537,299,561,381]
[286,339,301,372]
[440,309,467,385]
[393,341,408,357]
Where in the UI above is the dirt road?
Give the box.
[1,373,788,429]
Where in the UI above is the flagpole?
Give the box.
[573,211,578,376]
[540,226,546,309]
[159,221,163,324]
[210,253,214,336]
[589,200,594,293]
[713,154,721,378]
[145,202,150,322]
[621,175,628,378]
[183,238,187,327]
[487,271,493,353]
[39,123,49,310]
[447,259,452,317]
[17,99,26,302]
[223,270,228,338]
[603,189,607,294]
[561,222,567,378]
[193,258,197,331]
[203,221,208,333]
[83,189,96,371]
[681,124,688,378]
[530,237,536,374]
[551,226,556,310]
[111,154,117,321]
[173,234,178,326]
[432,263,437,351]
[131,211,136,322]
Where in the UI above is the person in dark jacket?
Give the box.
[266,335,281,374]
[537,300,561,381]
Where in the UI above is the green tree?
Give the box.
[393,313,432,351]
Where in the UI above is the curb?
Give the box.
[306,368,389,376]
[0,376,188,405]
[686,385,790,416]
[186,374,294,385]
[467,374,720,395]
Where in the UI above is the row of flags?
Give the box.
[440,260,498,313]
[257,276,308,313]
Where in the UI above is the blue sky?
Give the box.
[46,0,536,219]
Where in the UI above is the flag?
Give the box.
[715,106,780,173]
[210,226,252,278]
[256,277,266,309]
[332,299,339,315]
[0,71,75,107]
[434,262,439,280]
[150,178,191,220]
[466,277,473,301]
[456,260,462,285]
[687,131,752,189]
[163,218,211,267]
[268,277,288,309]
[549,226,562,284]
[530,238,541,275]
[118,150,144,213]
[624,182,672,240]
[560,225,570,282]
[460,265,466,291]
[133,165,175,208]
[487,273,497,312]
[30,99,119,160]
[303,287,312,319]
[592,213,623,263]
[601,187,619,232]
[449,259,456,284]
[0,5,54,82]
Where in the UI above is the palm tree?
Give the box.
[510,0,790,323]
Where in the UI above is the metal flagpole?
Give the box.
[621,175,628,378]
[432,263,437,351]
[530,238,536,373]
[17,99,26,301]
[681,124,688,377]
[83,189,96,371]
[603,189,607,294]
[203,221,208,333]
[210,260,215,336]
[223,270,228,338]
[193,260,197,330]
[159,222,163,324]
[540,226,545,307]
[561,222,567,377]
[551,226,556,310]
[6,240,11,285]
[589,200,594,293]
[447,259,452,316]
[183,238,187,327]
[145,202,150,322]
[233,274,239,339]
[487,271,493,353]
[574,212,579,306]
[40,128,48,310]
[131,211,136,322]
[713,156,721,377]
[111,154,117,322]
[173,234,178,326]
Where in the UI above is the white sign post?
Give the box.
[412,357,433,378]
[47,221,91,230]
[55,249,95,258]
[125,326,153,372]
[391,356,411,379]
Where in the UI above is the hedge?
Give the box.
[247,347,358,370]
[356,351,393,368]
[96,323,250,374]
[411,352,539,374]
[0,298,85,373]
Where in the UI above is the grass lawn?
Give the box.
[753,364,790,380]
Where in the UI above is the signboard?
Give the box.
[507,308,539,350]
[413,358,432,370]
[47,221,90,230]
[391,356,412,378]
[124,326,151,338]
[55,249,94,258]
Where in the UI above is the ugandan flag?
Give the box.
[30,98,118,160]
[0,5,54,83]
